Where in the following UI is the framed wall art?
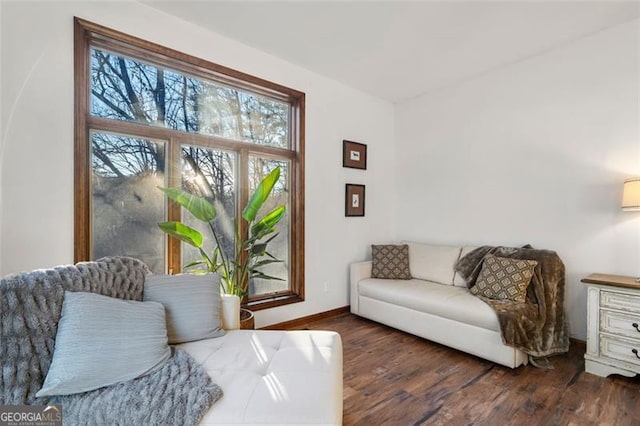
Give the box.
[345,184,365,217]
[343,140,367,170]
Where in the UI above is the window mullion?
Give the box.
[238,148,250,303]
[87,116,296,160]
[166,137,182,274]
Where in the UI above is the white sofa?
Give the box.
[350,241,528,368]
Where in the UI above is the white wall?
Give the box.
[395,20,640,340]
[3,2,636,337]
[0,1,396,327]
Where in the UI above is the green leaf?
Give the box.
[184,268,209,275]
[184,259,207,268]
[254,227,276,243]
[158,221,203,248]
[251,206,286,239]
[210,247,220,265]
[159,187,216,222]
[251,271,286,281]
[250,243,268,256]
[265,251,278,260]
[251,259,284,269]
[242,167,280,222]
[263,233,279,245]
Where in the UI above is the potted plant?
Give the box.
[157,167,285,329]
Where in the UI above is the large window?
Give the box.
[74,18,305,309]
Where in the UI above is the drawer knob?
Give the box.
[633,349,640,359]
[633,323,640,333]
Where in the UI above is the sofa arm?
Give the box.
[350,261,372,315]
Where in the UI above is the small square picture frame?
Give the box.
[345,184,365,217]
[343,140,367,170]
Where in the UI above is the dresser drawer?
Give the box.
[600,310,640,339]
[601,291,640,314]
[600,335,640,369]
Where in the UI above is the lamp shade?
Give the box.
[622,178,640,211]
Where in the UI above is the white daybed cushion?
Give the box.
[402,241,462,285]
[453,245,480,288]
[358,278,500,332]
[178,330,343,426]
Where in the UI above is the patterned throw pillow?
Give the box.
[371,244,411,279]
[470,254,538,303]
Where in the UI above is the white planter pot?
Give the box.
[221,294,240,330]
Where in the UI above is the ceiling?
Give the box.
[141,1,640,103]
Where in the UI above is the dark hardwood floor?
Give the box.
[291,313,640,426]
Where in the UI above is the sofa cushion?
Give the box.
[37,292,171,397]
[371,244,411,279]
[144,273,225,344]
[453,245,480,287]
[403,241,462,285]
[470,254,538,303]
[179,330,343,425]
[358,278,500,332]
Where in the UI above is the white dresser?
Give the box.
[582,273,640,378]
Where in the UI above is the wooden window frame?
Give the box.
[74,18,305,310]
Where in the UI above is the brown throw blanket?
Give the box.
[455,246,569,358]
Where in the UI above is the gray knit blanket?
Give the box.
[1,257,221,425]
[43,348,221,426]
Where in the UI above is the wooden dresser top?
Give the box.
[581,273,640,291]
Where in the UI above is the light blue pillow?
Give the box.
[36,292,171,397]
[143,274,225,344]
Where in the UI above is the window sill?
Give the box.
[245,292,304,311]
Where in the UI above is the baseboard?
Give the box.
[260,306,350,330]
[570,337,586,346]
